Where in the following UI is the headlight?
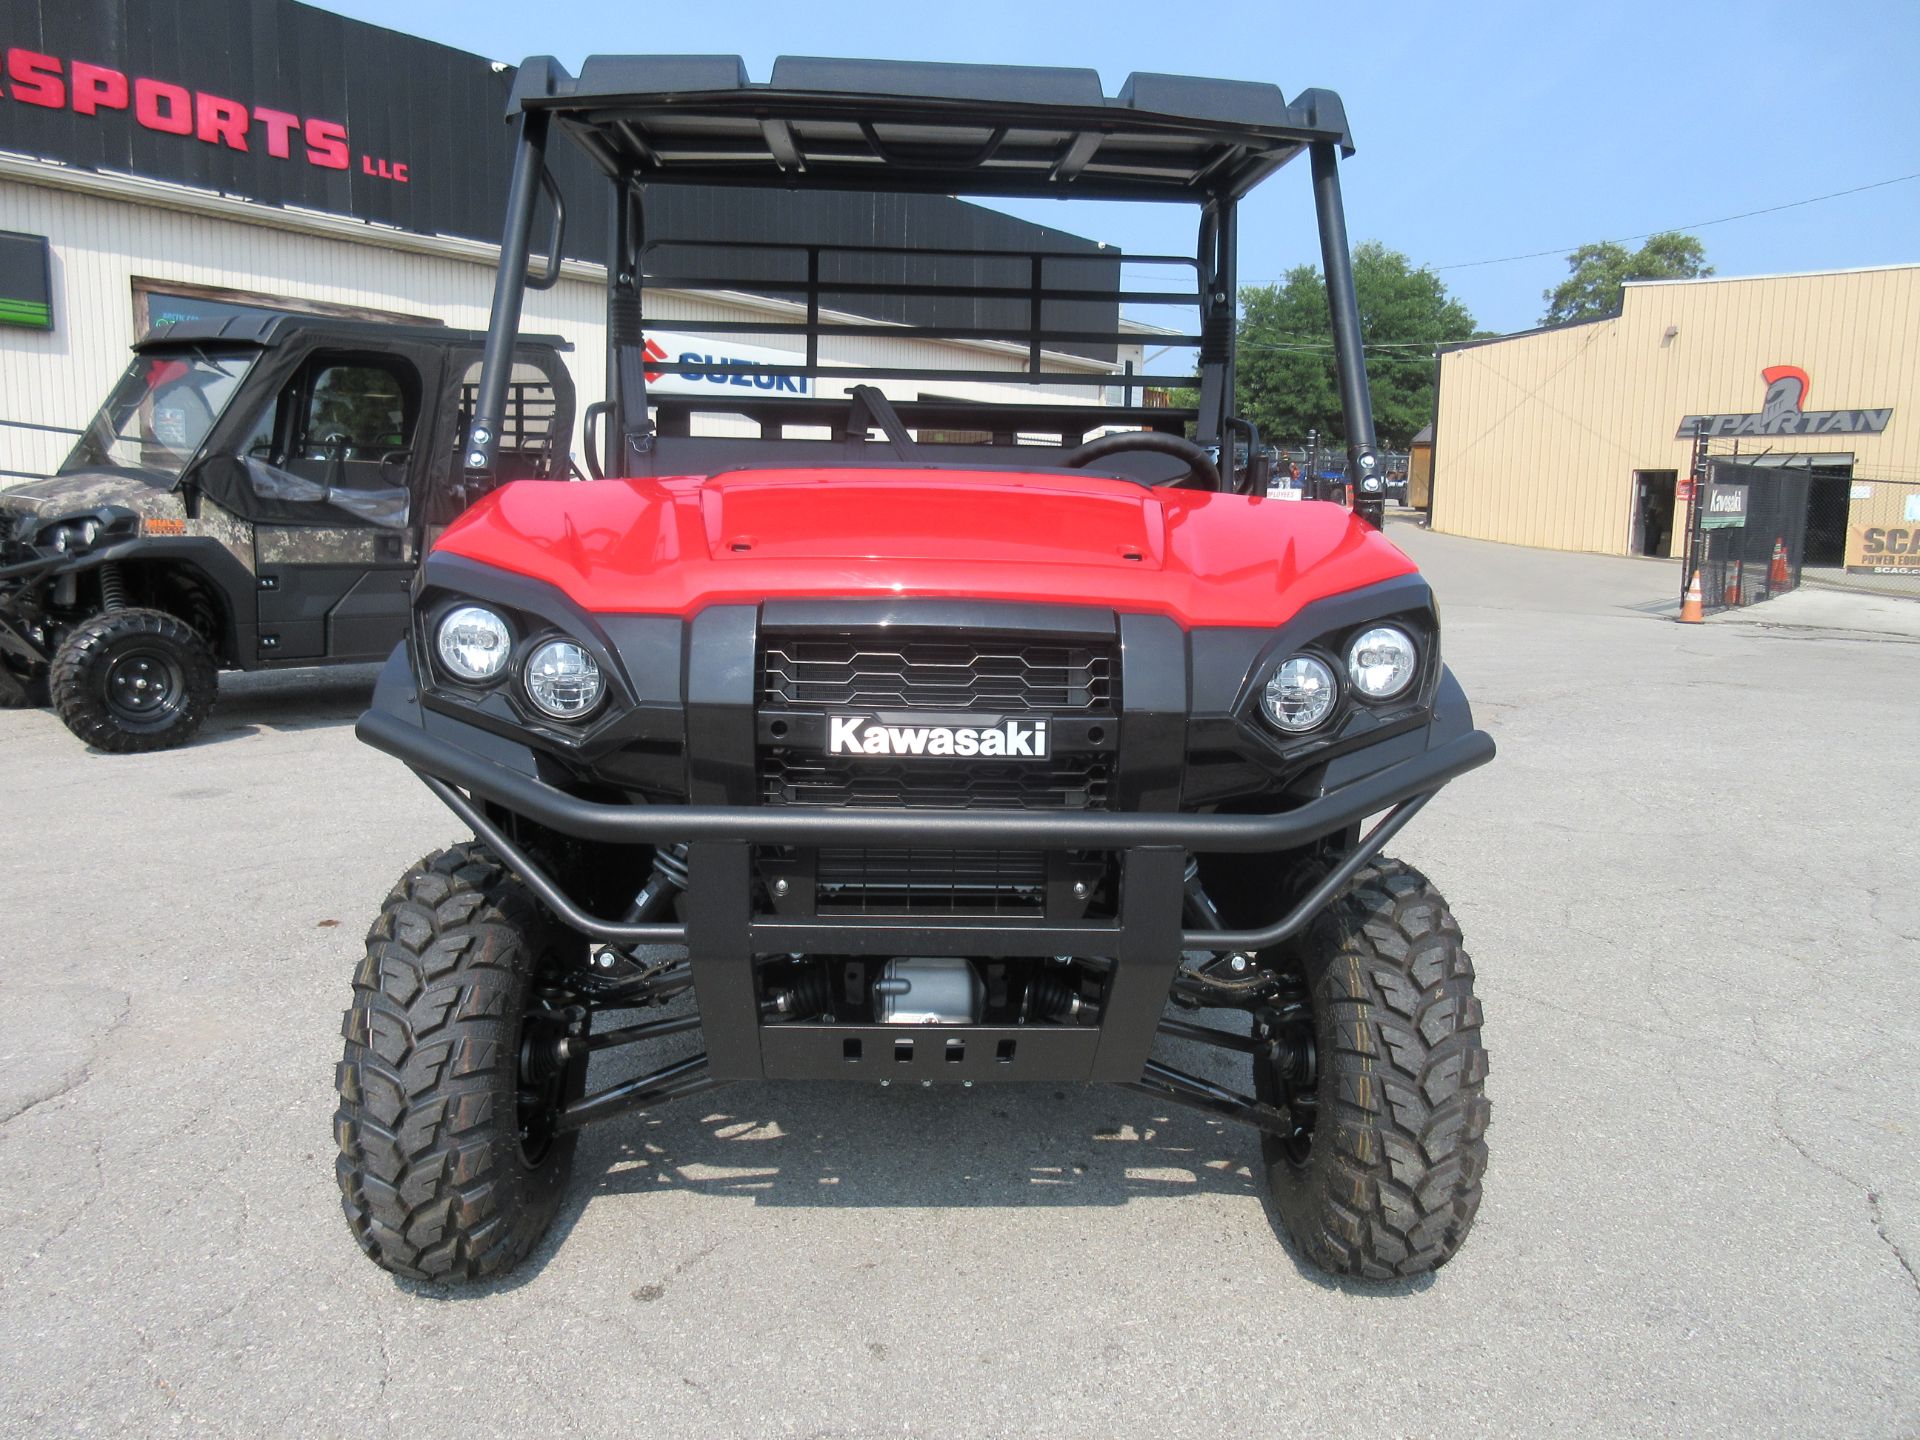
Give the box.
[436,605,512,682]
[524,639,603,720]
[1347,626,1417,699]
[1261,655,1337,733]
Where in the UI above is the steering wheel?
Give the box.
[1061,431,1222,490]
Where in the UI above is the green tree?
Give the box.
[1540,231,1712,326]
[1233,241,1478,452]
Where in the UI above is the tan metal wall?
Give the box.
[1431,265,1920,555]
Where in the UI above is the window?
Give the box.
[239,353,423,528]
[300,364,411,456]
[60,350,258,483]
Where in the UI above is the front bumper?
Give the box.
[357,653,1494,1087]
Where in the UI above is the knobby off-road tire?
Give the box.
[49,607,217,752]
[335,844,589,1283]
[1257,857,1490,1279]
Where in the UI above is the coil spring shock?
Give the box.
[619,842,690,922]
[97,563,127,612]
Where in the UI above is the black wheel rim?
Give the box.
[102,646,188,732]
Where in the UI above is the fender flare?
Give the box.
[63,538,256,665]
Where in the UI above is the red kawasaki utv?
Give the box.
[336,55,1494,1283]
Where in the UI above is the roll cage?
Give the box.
[461,54,1384,511]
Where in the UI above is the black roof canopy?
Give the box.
[133,315,569,353]
[508,55,1353,202]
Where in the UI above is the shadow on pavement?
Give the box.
[393,1024,1435,1300]
[193,664,382,743]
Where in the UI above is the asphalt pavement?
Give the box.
[2,517,1915,1438]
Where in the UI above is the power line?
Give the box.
[1434,171,1920,272]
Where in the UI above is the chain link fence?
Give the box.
[1683,460,1807,615]
[1684,448,1920,613]
[1801,471,1920,597]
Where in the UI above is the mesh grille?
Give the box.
[814,847,1047,916]
[761,753,1111,810]
[762,634,1113,713]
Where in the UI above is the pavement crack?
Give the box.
[1868,1191,1920,1297]
[0,992,132,1126]
[1753,1019,1920,1303]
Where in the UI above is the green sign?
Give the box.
[0,231,53,331]
[1701,481,1748,530]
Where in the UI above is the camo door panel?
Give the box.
[251,526,414,661]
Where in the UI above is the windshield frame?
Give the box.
[58,346,262,487]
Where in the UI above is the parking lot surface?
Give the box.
[2,520,1916,1438]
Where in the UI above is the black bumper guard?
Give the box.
[358,706,1492,1108]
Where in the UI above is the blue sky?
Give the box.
[315,0,1919,335]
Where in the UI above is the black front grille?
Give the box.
[762,634,1113,713]
[762,753,1112,810]
[758,626,1118,913]
[814,847,1047,916]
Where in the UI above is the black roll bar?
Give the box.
[1310,141,1384,526]
[464,110,553,487]
[461,77,1388,508]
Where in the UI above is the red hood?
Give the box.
[432,468,1418,628]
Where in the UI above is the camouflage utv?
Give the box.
[0,314,573,751]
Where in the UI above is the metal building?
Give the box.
[1430,264,1918,559]
[0,0,1140,487]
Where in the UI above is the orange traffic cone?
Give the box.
[1770,537,1789,588]
[1724,566,1741,607]
[1680,570,1704,623]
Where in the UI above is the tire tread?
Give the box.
[333,844,576,1283]
[1267,857,1490,1280]
[49,607,217,752]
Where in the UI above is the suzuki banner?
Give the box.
[643,332,813,396]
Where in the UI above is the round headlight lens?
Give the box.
[79,519,101,545]
[436,605,512,682]
[47,525,74,553]
[524,639,603,720]
[1347,626,1417,699]
[1261,655,1337,733]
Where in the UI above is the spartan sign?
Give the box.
[1679,365,1893,439]
[1758,365,1809,424]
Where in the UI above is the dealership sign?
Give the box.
[2,45,407,181]
[1843,485,1920,575]
[642,333,811,395]
[1700,481,1748,529]
[1677,366,1893,439]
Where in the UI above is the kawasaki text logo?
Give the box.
[827,716,1050,759]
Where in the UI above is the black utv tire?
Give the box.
[49,608,217,752]
[335,844,589,1283]
[1256,857,1490,1280]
